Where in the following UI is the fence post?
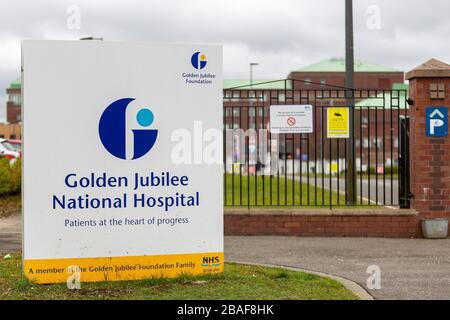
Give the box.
[406,59,450,236]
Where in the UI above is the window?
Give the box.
[7,93,21,105]
[430,83,445,100]
[363,138,369,148]
[249,107,256,117]
[393,138,399,148]
[373,137,383,149]
[1,141,14,151]
[320,80,326,87]
[304,79,311,86]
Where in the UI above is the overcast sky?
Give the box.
[0,0,449,121]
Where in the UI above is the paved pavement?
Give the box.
[0,213,21,254]
[225,236,450,300]
[2,213,449,300]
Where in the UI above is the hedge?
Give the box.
[0,158,21,195]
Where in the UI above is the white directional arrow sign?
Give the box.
[427,107,448,137]
[430,109,445,119]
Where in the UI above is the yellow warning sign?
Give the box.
[327,107,349,138]
[330,162,338,175]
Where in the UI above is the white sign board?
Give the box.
[270,105,314,134]
[22,40,223,283]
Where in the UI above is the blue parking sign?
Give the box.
[426,107,448,137]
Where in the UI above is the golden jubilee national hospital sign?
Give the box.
[22,41,223,283]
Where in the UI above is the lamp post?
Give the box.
[345,0,357,205]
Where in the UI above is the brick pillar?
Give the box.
[406,59,450,235]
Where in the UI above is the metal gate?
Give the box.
[399,117,411,208]
[223,79,410,208]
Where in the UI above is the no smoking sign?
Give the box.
[287,117,296,126]
[269,105,313,134]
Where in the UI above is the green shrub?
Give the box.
[0,158,12,194]
[10,158,21,194]
[0,158,21,195]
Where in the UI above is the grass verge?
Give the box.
[0,194,21,219]
[224,174,374,208]
[0,253,358,300]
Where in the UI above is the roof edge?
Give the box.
[406,69,450,80]
[406,59,450,80]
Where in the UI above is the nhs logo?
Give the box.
[426,107,448,137]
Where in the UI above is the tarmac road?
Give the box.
[0,212,21,255]
[225,236,450,300]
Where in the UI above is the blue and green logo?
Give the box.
[191,51,207,70]
[99,98,158,160]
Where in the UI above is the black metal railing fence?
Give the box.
[223,79,410,208]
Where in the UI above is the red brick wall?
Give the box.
[6,102,21,123]
[225,210,418,238]
[409,77,450,221]
[288,72,404,90]
[6,87,21,123]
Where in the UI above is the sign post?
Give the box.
[426,107,448,137]
[22,41,223,284]
[345,0,357,205]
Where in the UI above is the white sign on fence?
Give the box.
[269,105,314,134]
[22,40,223,283]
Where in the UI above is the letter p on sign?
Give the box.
[426,107,448,137]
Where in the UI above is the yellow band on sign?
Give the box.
[327,107,350,138]
[24,252,224,284]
